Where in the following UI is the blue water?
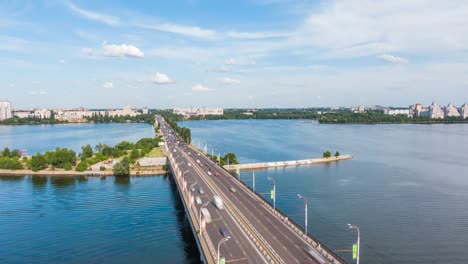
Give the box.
[0,175,200,264]
[181,119,468,264]
[0,123,154,154]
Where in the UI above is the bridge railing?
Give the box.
[217,159,347,263]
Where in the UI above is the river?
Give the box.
[180,119,468,264]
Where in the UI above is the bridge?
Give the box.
[158,116,347,264]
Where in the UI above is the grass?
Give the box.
[146,147,164,157]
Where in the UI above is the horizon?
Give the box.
[2,1,468,108]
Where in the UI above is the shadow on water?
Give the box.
[50,177,75,189]
[30,175,48,188]
[114,176,130,185]
[75,176,88,183]
[0,175,25,181]
[167,173,201,264]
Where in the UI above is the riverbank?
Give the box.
[0,166,167,177]
[224,155,352,171]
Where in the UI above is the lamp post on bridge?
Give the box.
[217,236,231,264]
[348,223,360,264]
[297,194,308,234]
[267,176,276,209]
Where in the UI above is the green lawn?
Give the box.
[146,147,164,157]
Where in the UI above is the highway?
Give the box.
[158,116,346,264]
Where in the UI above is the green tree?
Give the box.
[75,161,88,172]
[30,154,48,172]
[335,151,340,157]
[1,147,11,157]
[224,153,240,165]
[130,148,140,161]
[113,156,130,177]
[44,148,76,168]
[81,144,94,160]
[323,151,331,158]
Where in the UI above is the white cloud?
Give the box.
[102,43,144,58]
[225,58,256,65]
[153,72,173,84]
[82,48,94,56]
[378,54,408,64]
[102,82,113,89]
[192,84,211,91]
[221,77,240,84]
[137,23,215,39]
[67,2,119,26]
[59,59,65,64]
[227,31,288,39]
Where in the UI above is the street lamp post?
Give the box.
[348,223,361,264]
[267,176,276,209]
[297,194,308,233]
[217,236,231,264]
[199,201,210,232]
[189,182,198,193]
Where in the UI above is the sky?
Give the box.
[1,0,468,109]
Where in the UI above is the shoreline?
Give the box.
[0,168,167,177]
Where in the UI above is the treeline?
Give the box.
[187,109,320,120]
[85,113,156,125]
[205,152,240,166]
[0,147,23,170]
[159,111,192,144]
[0,116,63,125]
[318,110,468,124]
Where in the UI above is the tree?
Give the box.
[130,148,140,161]
[1,147,10,157]
[323,151,331,158]
[75,161,88,172]
[224,153,239,165]
[81,144,94,160]
[30,154,48,172]
[44,148,76,168]
[113,156,130,177]
[335,151,340,157]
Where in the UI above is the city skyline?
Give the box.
[2,0,468,108]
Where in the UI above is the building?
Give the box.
[13,110,32,118]
[429,102,444,119]
[142,107,149,114]
[173,107,224,117]
[461,103,468,119]
[445,103,460,117]
[384,108,411,117]
[0,101,12,120]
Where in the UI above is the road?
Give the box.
[159,116,345,264]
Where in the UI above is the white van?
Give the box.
[201,208,212,223]
[213,195,224,210]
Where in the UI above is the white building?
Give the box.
[142,107,149,114]
[445,103,460,117]
[173,107,224,117]
[384,108,411,117]
[0,101,12,120]
[429,102,444,119]
[33,109,52,119]
[13,110,31,118]
[461,103,468,119]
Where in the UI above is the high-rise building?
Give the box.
[0,101,12,120]
[445,103,460,117]
[429,102,444,119]
[461,103,468,119]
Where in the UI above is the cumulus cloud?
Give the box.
[221,77,240,84]
[67,2,119,26]
[153,72,173,84]
[137,23,215,39]
[102,82,113,89]
[192,84,211,91]
[102,43,144,58]
[378,54,408,64]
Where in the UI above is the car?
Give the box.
[195,197,202,205]
[190,186,196,192]
[214,172,220,177]
[188,163,192,167]
[230,186,237,193]
[207,171,212,176]
[197,153,201,156]
[199,187,205,194]
[220,226,230,238]
[196,159,200,164]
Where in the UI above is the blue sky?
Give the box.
[1,0,468,109]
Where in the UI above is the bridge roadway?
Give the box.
[159,117,346,264]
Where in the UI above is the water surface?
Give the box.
[181,119,468,264]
